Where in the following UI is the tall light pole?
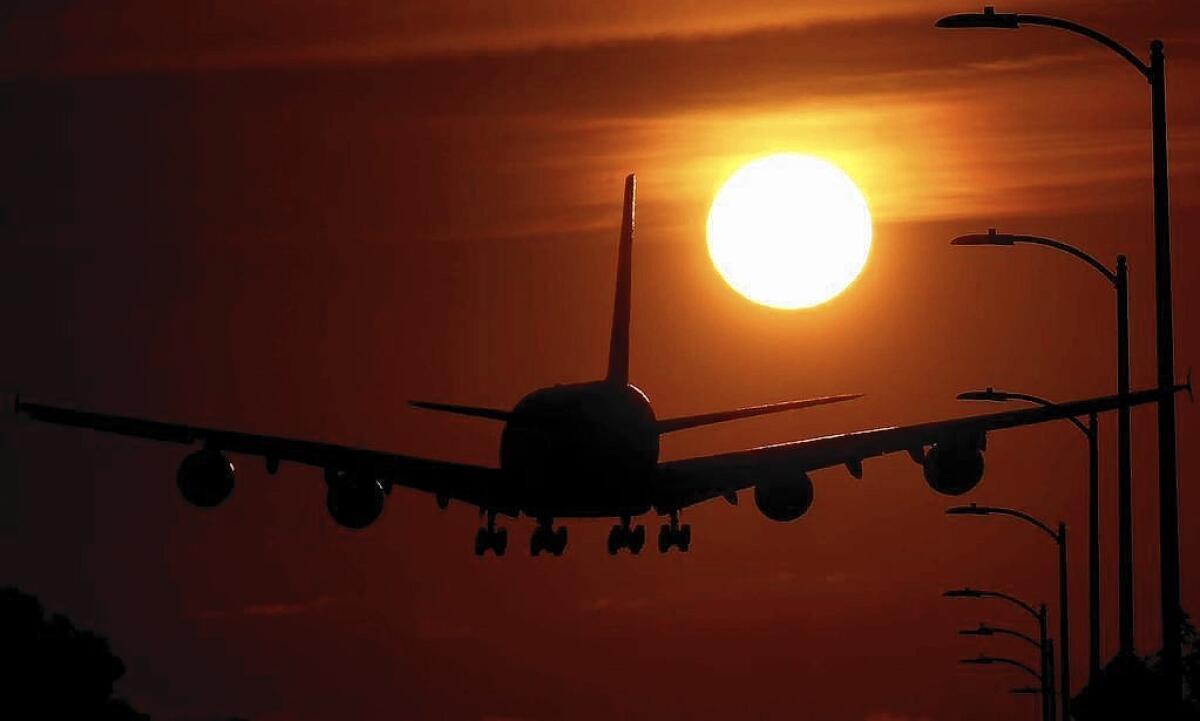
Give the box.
[935,7,1182,698]
[946,588,1055,721]
[962,621,1052,721]
[962,650,1056,721]
[958,386,1103,680]
[948,504,1071,721]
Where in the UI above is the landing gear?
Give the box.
[607,516,646,555]
[658,511,691,553]
[530,518,568,556]
[474,511,507,556]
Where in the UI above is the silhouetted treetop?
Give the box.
[1,586,149,720]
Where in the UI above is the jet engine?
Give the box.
[922,436,985,496]
[176,449,235,507]
[753,471,815,522]
[325,469,386,529]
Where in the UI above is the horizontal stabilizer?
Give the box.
[656,393,862,434]
[409,401,512,422]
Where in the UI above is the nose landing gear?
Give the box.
[658,511,691,553]
[607,516,646,555]
[474,511,507,556]
[531,518,568,556]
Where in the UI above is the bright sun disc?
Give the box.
[707,154,872,309]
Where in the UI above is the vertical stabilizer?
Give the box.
[606,174,635,385]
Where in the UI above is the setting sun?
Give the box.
[707,154,873,309]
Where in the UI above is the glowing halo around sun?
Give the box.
[706,154,873,310]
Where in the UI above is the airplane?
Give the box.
[13,174,1186,557]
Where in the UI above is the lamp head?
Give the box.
[936,7,1020,29]
[959,624,995,636]
[959,656,995,665]
[946,503,990,516]
[944,587,983,598]
[950,228,1015,246]
[1010,687,1041,695]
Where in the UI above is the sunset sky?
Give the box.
[2,1,1198,720]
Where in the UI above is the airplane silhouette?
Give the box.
[14,175,1185,556]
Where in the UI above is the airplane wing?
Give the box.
[655,384,1182,513]
[14,399,516,514]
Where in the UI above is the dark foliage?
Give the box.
[1072,614,1200,721]
[0,586,149,720]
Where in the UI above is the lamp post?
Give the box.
[962,621,1051,721]
[952,231,1129,668]
[948,504,1070,721]
[961,621,1045,652]
[946,588,1055,721]
[935,7,1182,698]
[961,650,1056,721]
[958,387,1102,679]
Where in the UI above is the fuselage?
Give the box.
[499,381,659,518]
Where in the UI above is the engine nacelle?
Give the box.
[922,438,985,496]
[325,469,386,529]
[177,449,235,507]
[753,471,814,523]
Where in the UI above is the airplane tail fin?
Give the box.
[655,393,862,434]
[606,174,635,386]
[409,401,512,422]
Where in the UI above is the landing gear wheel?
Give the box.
[630,525,646,555]
[475,524,507,556]
[551,527,568,556]
[658,513,691,553]
[532,521,567,556]
[607,524,624,555]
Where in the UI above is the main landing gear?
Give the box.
[658,511,691,553]
[474,511,508,556]
[607,516,646,555]
[530,518,568,556]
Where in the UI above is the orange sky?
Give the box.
[2,2,1199,720]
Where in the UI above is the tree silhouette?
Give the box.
[1,586,149,720]
[1072,612,1200,721]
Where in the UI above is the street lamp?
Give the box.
[952,229,1131,670]
[957,387,1103,679]
[945,588,1055,721]
[962,655,1045,684]
[961,650,1057,721]
[936,7,1183,699]
[948,504,1071,721]
[961,622,1044,652]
